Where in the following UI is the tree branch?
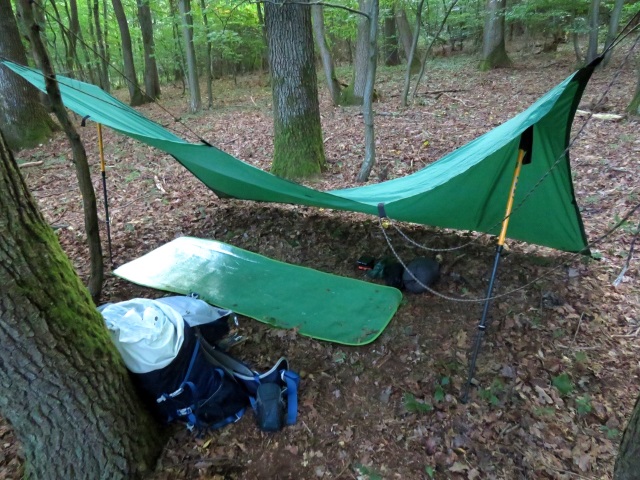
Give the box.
[253,0,369,19]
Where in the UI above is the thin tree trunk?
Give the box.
[312,5,341,106]
[112,0,145,105]
[401,0,425,107]
[357,0,379,183]
[614,394,640,479]
[627,64,640,116]
[342,0,370,105]
[17,0,104,303]
[395,8,420,71]
[256,3,269,71]
[47,0,72,74]
[586,0,600,64]
[603,0,624,67]
[0,126,165,479]
[412,0,459,100]
[92,0,110,91]
[265,0,325,179]
[137,0,161,99]
[199,0,213,108]
[0,0,58,150]
[178,0,201,113]
[479,0,512,70]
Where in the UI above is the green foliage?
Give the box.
[552,373,574,396]
[402,392,434,414]
[478,379,504,407]
[425,465,436,478]
[576,395,592,416]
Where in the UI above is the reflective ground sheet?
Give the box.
[114,237,403,345]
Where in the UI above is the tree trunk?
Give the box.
[627,64,640,116]
[479,0,512,70]
[111,0,145,105]
[383,7,400,66]
[256,3,269,71]
[17,0,104,304]
[199,0,213,109]
[586,0,601,64]
[178,0,201,113]
[412,0,459,100]
[341,0,370,106]
[92,0,110,92]
[0,126,165,480]
[401,0,425,107]
[614,394,640,479]
[603,0,624,67]
[0,0,57,150]
[137,0,161,99]
[356,0,379,182]
[395,8,420,72]
[312,5,341,106]
[265,0,325,179]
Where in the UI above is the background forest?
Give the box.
[1,0,640,479]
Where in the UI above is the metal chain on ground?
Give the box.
[379,201,640,303]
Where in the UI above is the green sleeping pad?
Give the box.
[114,237,402,345]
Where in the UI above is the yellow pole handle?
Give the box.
[97,123,106,173]
[497,149,526,246]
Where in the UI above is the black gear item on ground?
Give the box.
[402,257,440,293]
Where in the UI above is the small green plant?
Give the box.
[574,351,588,364]
[534,406,556,417]
[434,376,450,403]
[425,465,436,478]
[552,373,574,396]
[402,393,434,414]
[600,425,620,440]
[478,379,504,406]
[355,463,383,480]
[576,395,592,416]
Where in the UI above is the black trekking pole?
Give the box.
[97,123,114,266]
[461,144,528,403]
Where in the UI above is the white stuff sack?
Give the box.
[99,296,232,374]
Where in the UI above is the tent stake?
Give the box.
[97,123,114,266]
[461,148,526,403]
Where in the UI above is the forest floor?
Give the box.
[2,47,640,479]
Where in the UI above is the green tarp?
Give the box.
[3,60,597,252]
[114,237,402,345]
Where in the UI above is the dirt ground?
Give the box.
[2,47,640,479]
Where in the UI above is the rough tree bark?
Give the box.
[265,0,325,179]
[0,126,165,480]
[17,0,104,303]
[111,0,145,105]
[0,0,57,150]
[479,0,512,70]
[178,0,201,113]
[311,4,341,106]
[137,0,161,100]
[614,393,640,479]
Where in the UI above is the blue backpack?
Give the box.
[101,296,299,433]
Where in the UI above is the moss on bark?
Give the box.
[271,113,325,179]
